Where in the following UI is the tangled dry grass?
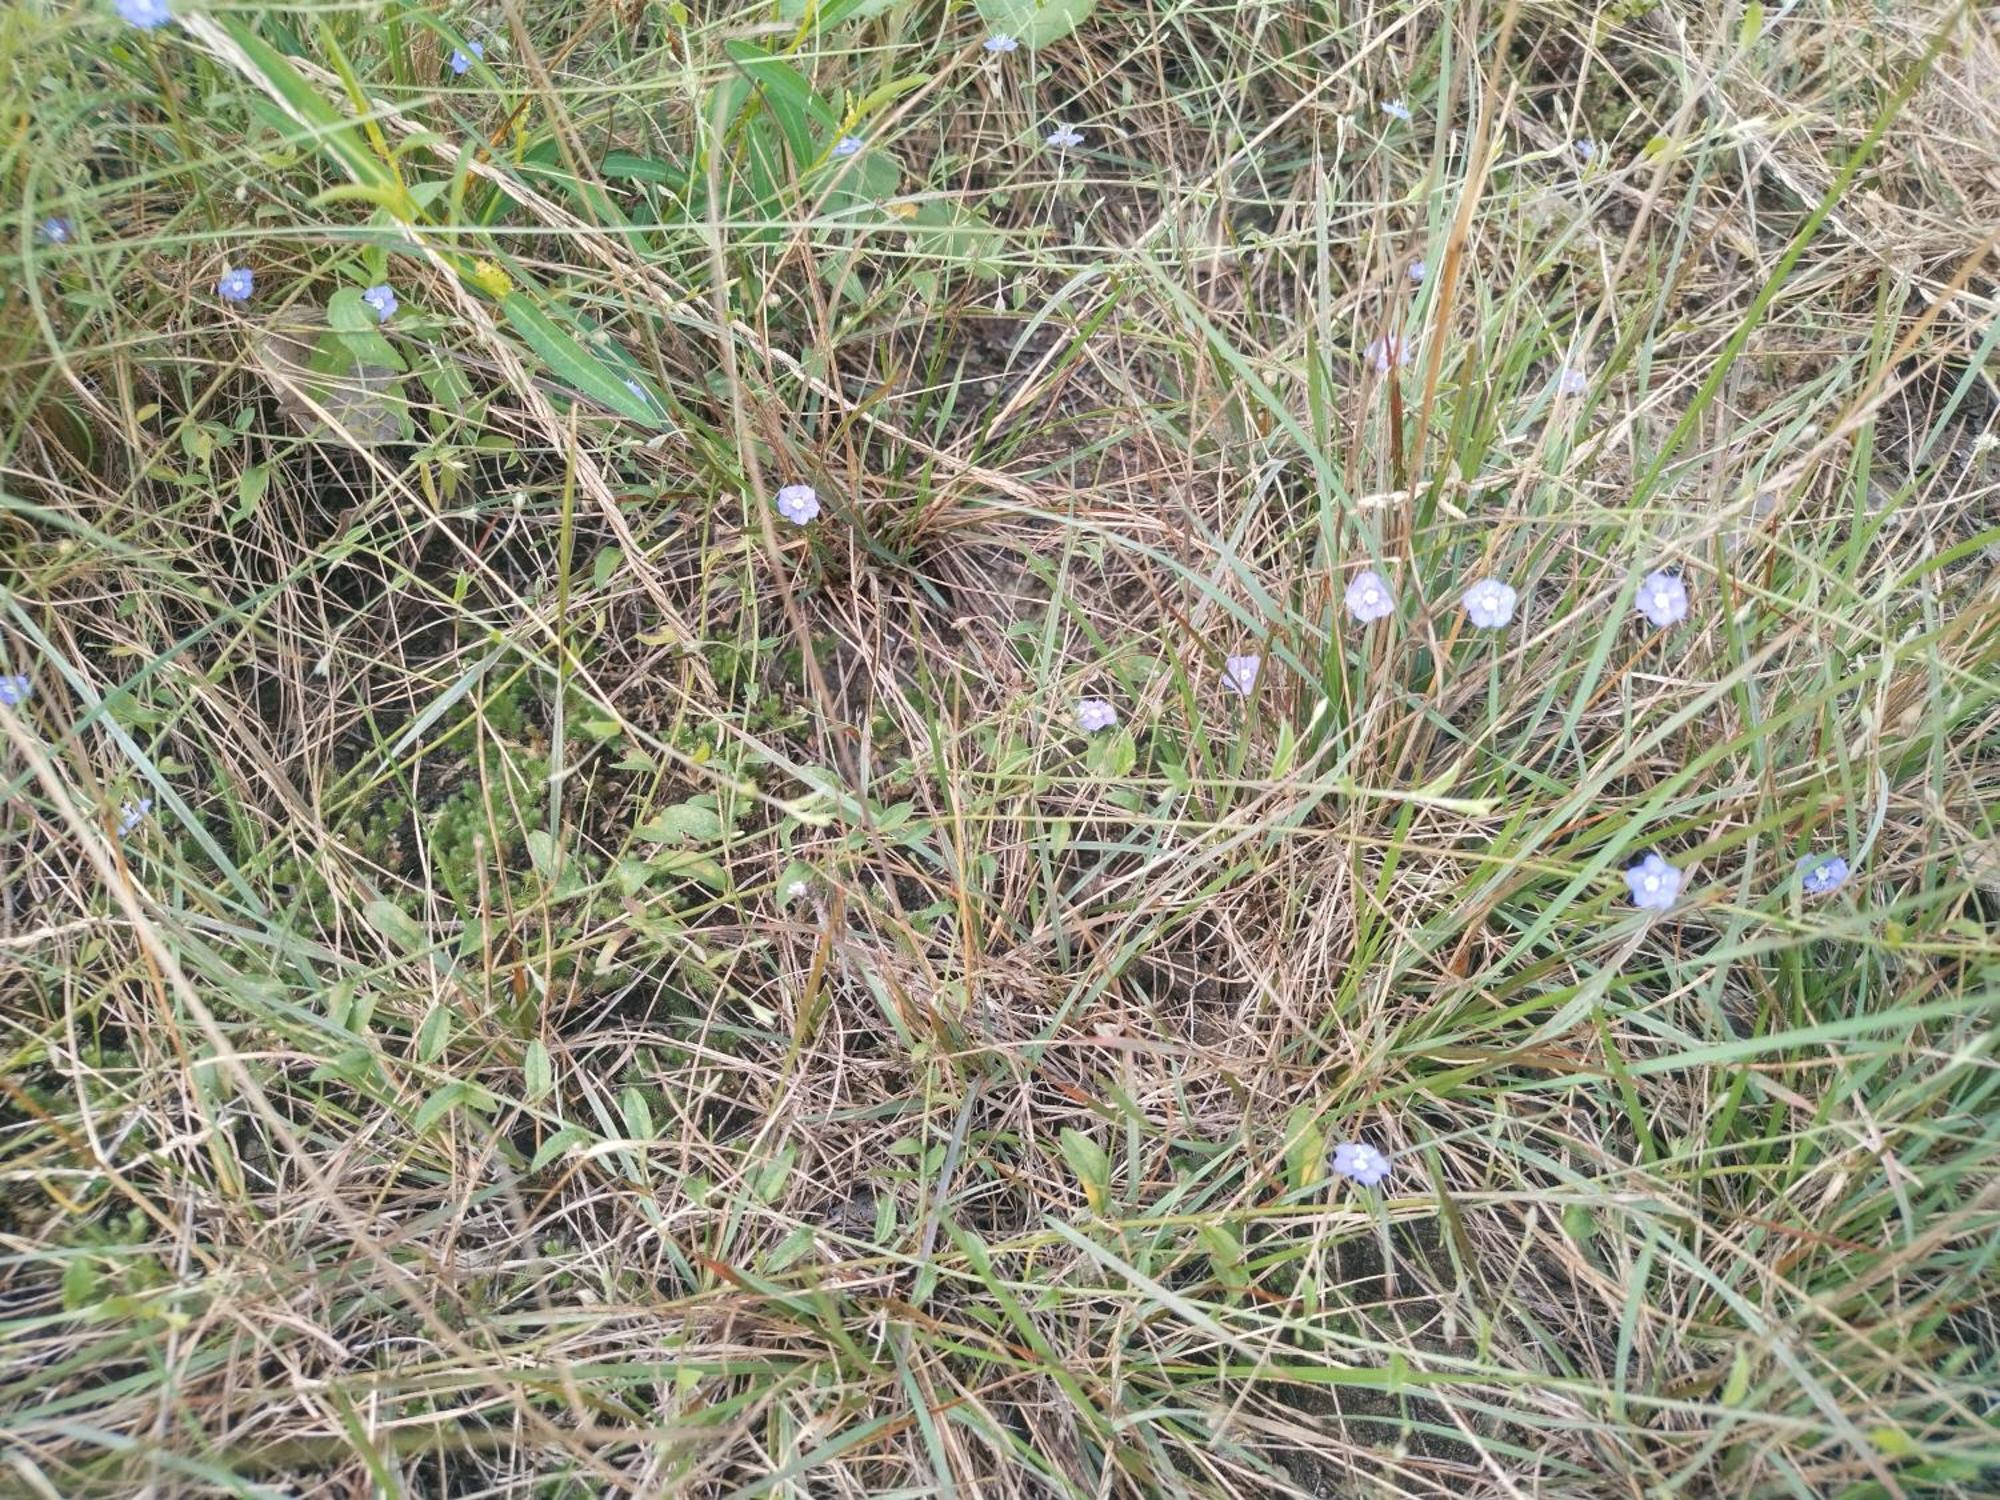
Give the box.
[3,0,1998,1495]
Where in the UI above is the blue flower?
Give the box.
[1574,138,1598,164]
[1555,364,1589,397]
[115,0,172,29]
[1332,1141,1391,1187]
[1381,98,1412,123]
[1345,569,1394,624]
[1076,697,1117,733]
[360,284,398,322]
[1799,853,1850,897]
[216,266,254,303]
[1408,258,1426,285]
[450,40,483,75]
[984,34,1019,53]
[1624,852,1682,911]
[39,218,73,245]
[1364,332,1410,375]
[1462,577,1518,629]
[1221,653,1260,696]
[776,484,821,525]
[832,134,865,159]
[1045,124,1084,150]
[0,674,31,706]
[1635,570,1688,628]
[118,798,152,835]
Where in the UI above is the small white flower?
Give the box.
[1076,697,1117,733]
[1624,852,1682,911]
[1408,258,1426,285]
[1635,570,1688,628]
[1221,654,1260,696]
[775,484,821,525]
[118,798,152,835]
[785,878,812,902]
[1332,1141,1391,1187]
[983,33,1019,53]
[1045,124,1084,150]
[832,134,864,159]
[1381,98,1412,124]
[1364,333,1410,375]
[1344,569,1394,624]
[1462,577,1518,629]
[1555,364,1588,397]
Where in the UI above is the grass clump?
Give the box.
[3,0,1998,1495]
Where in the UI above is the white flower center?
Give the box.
[1643,875,1660,892]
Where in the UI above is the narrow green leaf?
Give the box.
[498,293,656,422]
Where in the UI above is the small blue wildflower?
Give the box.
[118,798,152,836]
[450,40,483,75]
[1332,1141,1391,1187]
[39,218,73,245]
[0,674,31,707]
[1381,98,1412,124]
[1345,569,1394,624]
[984,34,1019,54]
[832,135,865,159]
[216,266,254,303]
[1462,577,1518,629]
[1076,697,1117,734]
[1625,852,1682,911]
[1574,138,1598,164]
[115,0,172,29]
[1635,570,1688,628]
[1555,364,1589,398]
[1408,258,1426,285]
[360,284,398,323]
[1221,653,1260,697]
[1799,853,1850,897]
[776,484,821,525]
[1045,124,1084,150]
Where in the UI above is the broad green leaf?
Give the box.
[637,799,725,844]
[621,1086,654,1142]
[498,293,656,423]
[415,1005,451,1063]
[327,288,379,335]
[1058,1128,1112,1214]
[523,1040,553,1101]
[526,828,562,881]
[364,898,424,952]
[974,0,1097,48]
[413,1082,469,1135]
[530,1124,591,1173]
